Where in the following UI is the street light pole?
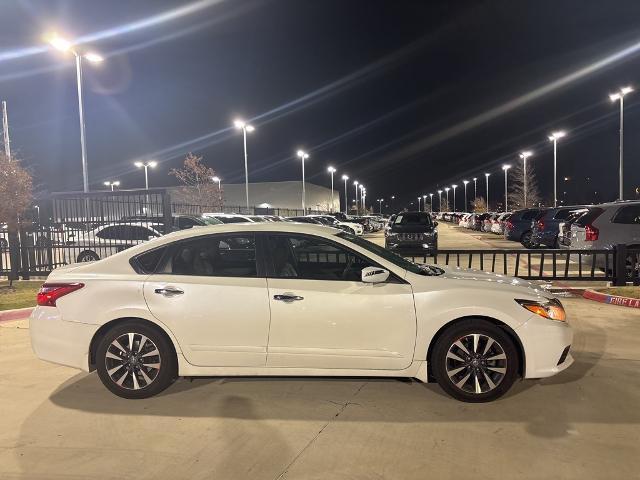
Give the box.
[360,186,366,212]
[429,193,433,213]
[327,166,336,212]
[462,180,469,212]
[422,195,427,212]
[417,196,421,212]
[445,187,450,210]
[134,161,158,189]
[437,190,443,212]
[502,165,511,212]
[451,185,458,213]
[342,175,349,215]
[353,181,359,213]
[610,87,633,200]
[297,150,309,212]
[212,176,222,202]
[234,120,255,210]
[548,131,566,207]
[378,198,384,213]
[519,151,533,207]
[104,181,120,191]
[485,173,490,212]
[473,177,477,201]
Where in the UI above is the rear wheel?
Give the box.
[96,321,177,399]
[521,231,534,248]
[432,319,519,402]
[77,250,99,262]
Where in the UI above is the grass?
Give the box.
[598,286,640,299]
[0,280,42,311]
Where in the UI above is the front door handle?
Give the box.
[154,286,184,297]
[273,293,304,302]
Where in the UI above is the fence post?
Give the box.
[162,190,173,233]
[7,228,20,282]
[613,244,627,286]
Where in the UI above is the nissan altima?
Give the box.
[30,223,573,402]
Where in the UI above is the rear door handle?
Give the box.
[273,293,304,302]
[154,286,184,297]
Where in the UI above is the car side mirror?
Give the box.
[361,266,390,283]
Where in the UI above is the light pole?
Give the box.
[360,185,366,212]
[437,190,443,212]
[422,195,427,212]
[548,131,566,207]
[353,181,359,212]
[610,86,633,200]
[451,185,458,213]
[327,166,336,212]
[444,187,450,211]
[104,181,120,191]
[462,180,469,212]
[519,151,533,207]
[429,193,433,213]
[47,34,103,193]
[484,173,491,212]
[473,177,477,200]
[342,175,349,215]
[297,150,309,212]
[212,175,222,202]
[234,119,255,210]
[134,161,158,190]
[417,196,421,211]
[502,165,511,212]
[377,198,384,213]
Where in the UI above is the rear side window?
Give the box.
[553,209,573,220]
[575,207,604,227]
[612,205,640,225]
[134,247,168,274]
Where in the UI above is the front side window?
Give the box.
[266,234,372,281]
[613,205,640,225]
[159,234,257,277]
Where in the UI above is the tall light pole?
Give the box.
[212,175,222,202]
[444,187,450,211]
[134,160,158,190]
[437,189,443,212]
[485,173,491,212]
[377,198,384,213]
[417,196,422,211]
[342,175,349,214]
[429,193,433,213]
[353,180,359,212]
[519,151,533,207]
[610,86,633,200]
[390,195,395,211]
[360,185,366,212]
[46,33,103,193]
[548,131,566,207]
[234,119,255,209]
[462,180,469,212]
[473,177,477,200]
[297,150,309,212]
[451,185,458,213]
[502,165,511,212]
[327,166,336,212]
[422,195,427,212]
[104,181,120,191]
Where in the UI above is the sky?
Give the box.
[2,0,640,210]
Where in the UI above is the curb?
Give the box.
[0,307,34,323]
[582,289,640,309]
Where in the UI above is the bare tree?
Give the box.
[471,197,488,213]
[508,161,542,210]
[170,153,223,208]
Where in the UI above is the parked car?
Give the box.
[558,209,588,248]
[202,213,257,224]
[30,222,573,402]
[385,211,438,256]
[122,214,223,233]
[482,214,499,233]
[530,206,587,248]
[491,213,511,235]
[503,208,543,248]
[305,215,364,235]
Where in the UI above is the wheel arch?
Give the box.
[424,315,525,382]
[88,316,178,372]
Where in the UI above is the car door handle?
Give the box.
[273,293,304,302]
[154,286,184,297]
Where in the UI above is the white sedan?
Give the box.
[30,223,573,402]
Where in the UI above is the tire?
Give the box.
[77,250,99,262]
[431,319,520,403]
[0,238,7,250]
[96,321,177,399]
[520,231,534,249]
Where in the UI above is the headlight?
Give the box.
[515,298,566,322]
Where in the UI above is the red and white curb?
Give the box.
[583,289,640,309]
[0,307,34,323]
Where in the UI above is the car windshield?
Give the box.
[337,231,444,276]
[393,212,433,226]
[200,216,223,225]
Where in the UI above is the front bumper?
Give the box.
[30,306,98,372]
[516,314,574,379]
[386,241,437,256]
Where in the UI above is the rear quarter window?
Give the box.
[132,246,168,274]
[575,207,604,227]
[612,205,640,224]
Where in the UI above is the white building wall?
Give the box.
[222,181,340,212]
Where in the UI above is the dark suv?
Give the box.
[503,208,542,248]
[385,211,438,255]
[531,206,587,248]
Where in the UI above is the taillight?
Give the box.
[506,221,513,229]
[537,219,545,230]
[37,283,84,307]
[585,225,599,242]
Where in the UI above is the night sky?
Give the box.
[2,0,640,210]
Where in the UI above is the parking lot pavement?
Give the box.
[1,297,639,480]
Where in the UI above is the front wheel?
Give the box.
[96,321,177,399]
[431,319,519,402]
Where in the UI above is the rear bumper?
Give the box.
[516,314,574,379]
[30,306,98,372]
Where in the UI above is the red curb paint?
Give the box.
[583,289,640,309]
[0,307,33,323]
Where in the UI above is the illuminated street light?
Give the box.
[46,32,104,193]
[429,193,433,213]
[360,184,366,212]
[417,196,422,212]
[451,185,458,213]
[610,86,633,200]
[353,180,359,212]
[134,160,158,190]
[502,165,511,212]
[327,166,336,212]
[519,151,533,207]
[104,180,120,191]
[462,180,469,212]
[437,189,443,212]
[234,119,255,209]
[548,131,566,207]
[342,174,349,215]
[212,175,222,201]
[473,177,478,200]
[297,150,310,212]
[485,173,491,211]
[444,187,450,211]
[377,198,384,213]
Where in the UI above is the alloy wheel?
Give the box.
[104,332,162,390]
